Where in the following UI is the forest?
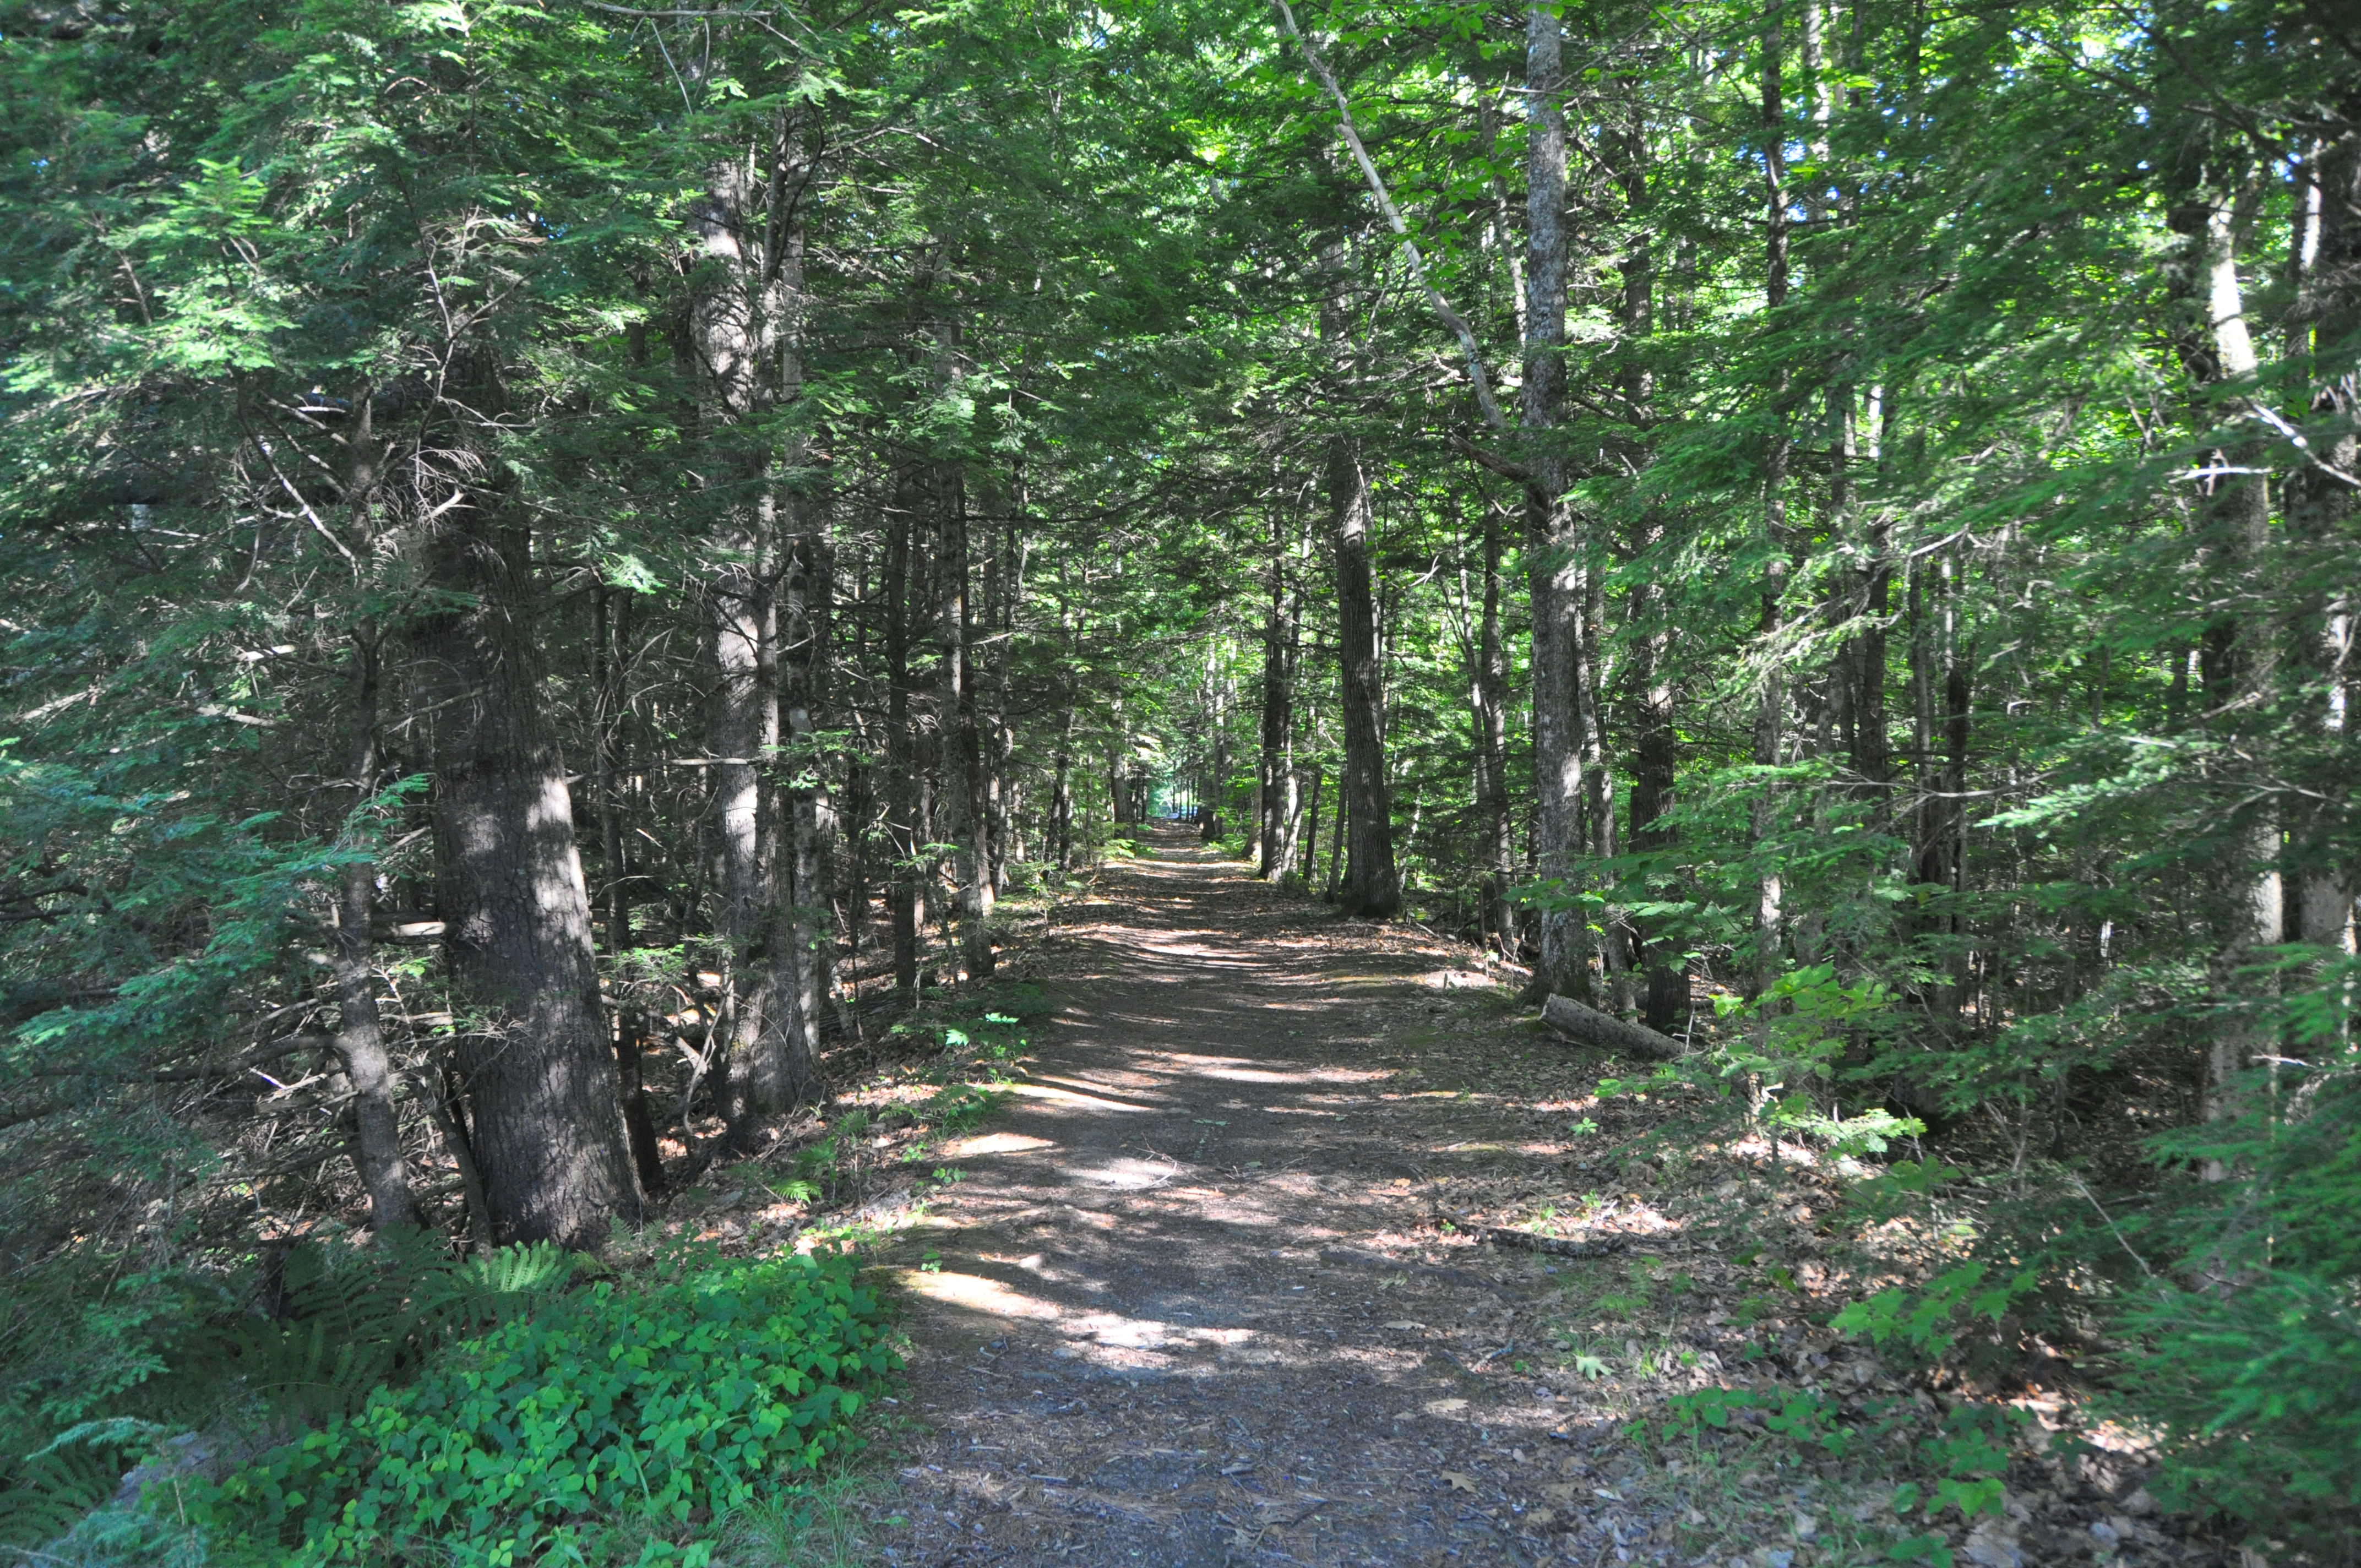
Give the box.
[0,0,2356,1561]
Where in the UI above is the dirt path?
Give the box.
[874,828,1627,1567]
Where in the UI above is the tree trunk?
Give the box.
[1543,994,1683,1062]
[593,586,665,1192]
[1326,769,1346,899]
[702,557,785,1146]
[1328,431,1400,917]
[412,499,638,1248]
[1524,2,1590,994]
[332,628,420,1233]
[1626,587,1684,1031]
[1471,503,1517,959]
[772,157,835,1075]
[939,454,994,981]
[775,520,833,1096]
[683,128,817,1148]
[1751,2,1793,1003]
[1301,762,1322,889]
[984,492,1021,895]
[1256,535,1296,879]
[886,465,924,991]
[1604,114,1682,1030]
[1050,622,1077,874]
[2175,194,2282,1153]
[2286,127,2360,953]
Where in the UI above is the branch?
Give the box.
[1271,0,1508,433]
[1446,432,1530,483]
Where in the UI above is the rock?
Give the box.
[115,1422,297,1504]
[1962,1518,2023,1568]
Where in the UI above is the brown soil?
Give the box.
[869,827,1625,1566]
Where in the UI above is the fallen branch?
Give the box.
[1482,1227,1628,1260]
[1541,994,1684,1061]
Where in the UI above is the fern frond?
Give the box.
[0,1447,116,1548]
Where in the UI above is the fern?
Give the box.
[0,1446,117,1548]
[0,1234,581,1549]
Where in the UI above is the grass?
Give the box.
[712,1472,895,1567]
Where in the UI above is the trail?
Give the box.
[875,827,1624,1566]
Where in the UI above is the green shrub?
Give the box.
[0,1231,577,1549]
[1831,1262,2038,1364]
[2099,1060,2361,1556]
[972,981,1054,1023]
[171,1248,897,1567]
[1652,1385,1855,1456]
[2122,1267,2361,1551]
[920,1084,1008,1136]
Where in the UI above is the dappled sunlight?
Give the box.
[895,1267,1067,1322]
[1058,1155,1179,1190]
[937,1129,1056,1158]
[883,829,1654,1564]
[999,1080,1159,1114]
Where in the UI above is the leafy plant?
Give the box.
[171,1248,897,1567]
[0,1230,585,1551]
[920,1085,1009,1136]
[1653,1385,1854,1456]
[1832,1264,2037,1364]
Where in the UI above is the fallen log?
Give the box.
[1482,1227,1628,1260]
[1541,994,1684,1061]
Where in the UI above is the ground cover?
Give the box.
[697,828,2245,1568]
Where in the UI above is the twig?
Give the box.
[2068,1173,2152,1278]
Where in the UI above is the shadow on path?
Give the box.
[874,829,1611,1567]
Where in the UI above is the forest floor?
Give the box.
[741,826,2223,1568]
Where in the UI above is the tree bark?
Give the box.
[771,157,834,1079]
[1050,590,1078,873]
[984,488,1021,895]
[1256,531,1297,879]
[2174,193,2282,1152]
[1471,502,1517,957]
[1328,431,1400,918]
[1300,762,1322,889]
[2286,125,2360,954]
[331,627,420,1233]
[939,452,994,981]
[412,497,638,1248]
[683,125,822,1148]
[1524,1,1591,995]
[1751,2,1793,1003]
[592,585,665,1192]
[885,464,924,990]
[701,555,785,1145]
[775,521,834,1092]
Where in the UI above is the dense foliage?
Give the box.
[1,0,2356,1555]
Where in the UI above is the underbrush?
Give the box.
[2,1238,898,1566]
[1629,973,2354,1562]
[1458,956,2361,1566]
